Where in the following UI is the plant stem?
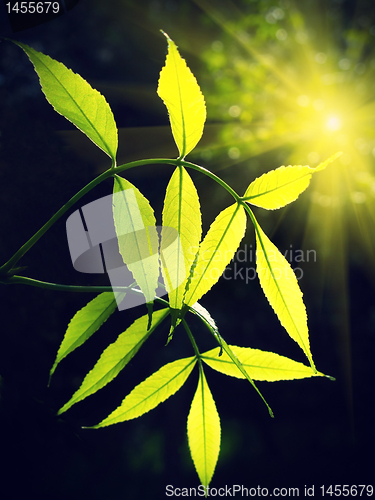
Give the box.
[0,168,109,274]
[3,275,134,293]
[3,275,170,307]
[1,157,241,275]
[182,318,201,359]
[0,159,168,274]
[177,159,241,203]
[115,158,241,202]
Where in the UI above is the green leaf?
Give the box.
[14,41,118,162]
[187,366,220,489]
[184,203,246,307]
[212,332,274,417]
[157,32,206,159]
[243,152,342,210]
[90,355,197,428]
[49,292,125,383]
[161,166,202,310]
[202,346,328,381]
[113,175,160,310]
[184,305,272,414]
[190,302,219,338]
[252,213,316,371]
[57,308,169,415]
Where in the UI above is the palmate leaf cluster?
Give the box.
[13,33,339,489]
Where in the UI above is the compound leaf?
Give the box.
[184,203,246,307]
[243,152,342,210]
[90,355,197,428]
[14,41,118,162]
[157,32,206,159]
[252,213,315,371]
[57,309,169,415]
[187,366,220,489]
[213,330,274,416]
[113,175,160,313]
[184,306,273,415]
[49,292,125,383]
[161,166,202,310]
[202,346,328,381]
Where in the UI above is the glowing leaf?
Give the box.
[157,32,206,158]
[184,203,246,307]
[90,356,197,428]
[202,346,329,381]
[187,306,274,416]
[14,41,118,161]
[161,166,202,310]
[113,175,159,309]
[49,292,125,382]
[252,213,315,370]
[57,309,169,415]
[187,367,220,489]
[243,152,342,209]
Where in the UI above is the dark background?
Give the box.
[0,1,374,499]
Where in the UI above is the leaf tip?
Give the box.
[314,151,343,171]
[165,325,175,345]
[160,30,172,44]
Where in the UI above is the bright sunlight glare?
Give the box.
[194,0,375,419]
[325,115,342,132]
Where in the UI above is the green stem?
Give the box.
[3,275,170,307]
[182,318,201,359]
[114,158,241,202]
[1,158,241,275]
[0,168,109,274]
[241,202,257,225]
[3,275,135,293]
[177,159,241,203]
[0,159,166,274]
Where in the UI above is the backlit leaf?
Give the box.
[187,367,220,488]
[161,166,202,310]
[243,152,342,209]
[49,292,125,382]
[157,32,206,159]
[14,41,118,161]
[202,346,328,381]
[113,175,160,309]
[57,309,169,415]
[184,203,246,307]
[90,355,197,427]
[190,302,220,339]
[50,292,125,378]
[252,213,315,370]
[210,329,273,417]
